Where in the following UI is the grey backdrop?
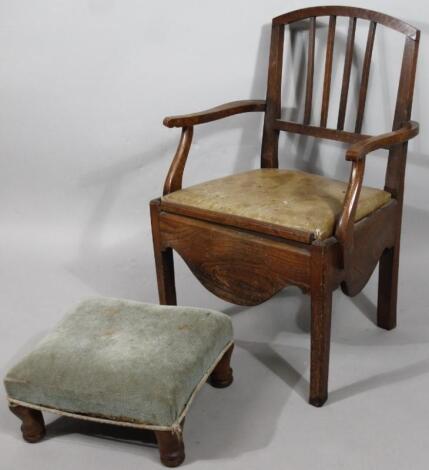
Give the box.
[1,1,429,469]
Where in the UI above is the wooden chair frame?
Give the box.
[151,6,420,407]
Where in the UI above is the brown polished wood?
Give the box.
[274,119,372,144]
[337,17,357,130]
[155,427,185,468]
[272,6,418,38]
[209,343,234,388]
[163,126,194,196]
[152,6,420,407]
[355,21,377,133]
[9,405,46,443]
[309,241,333,406]
[158,198,315,244]
[150,201,177,305]
[261,22,284,168]
[304,16,316,125]
[345,121,418,161]
[156,209,311,304]
[163,100,266,128]
[320,15,336,128]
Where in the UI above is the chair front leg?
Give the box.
[150,200,177,306]
[309,280,333,407]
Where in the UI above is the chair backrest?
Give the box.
[261,6,420,174]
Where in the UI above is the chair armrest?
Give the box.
[336,120,419,268]
[163,100,266,128]
[162,99,265,194]
[345,121,419,161]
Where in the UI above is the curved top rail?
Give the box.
[273,6,419,39]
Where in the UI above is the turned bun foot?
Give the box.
[155,428,185,467]
[9,405,46,443]
[209,343,234,388]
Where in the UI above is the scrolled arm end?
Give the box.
[345,120,419,162]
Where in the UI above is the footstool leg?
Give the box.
[155,426,185,467]
[9,405,46,443]
[209,343,234,388]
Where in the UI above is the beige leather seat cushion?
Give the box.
[162,169,391,241]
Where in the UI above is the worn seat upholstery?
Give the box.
[162,169,391,241]
[4,297,233,428]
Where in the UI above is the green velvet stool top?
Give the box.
[4,297,234,467]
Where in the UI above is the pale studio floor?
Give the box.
[1,206,429,470]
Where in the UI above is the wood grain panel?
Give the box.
[159,212,311,305]
[341,200,397,296]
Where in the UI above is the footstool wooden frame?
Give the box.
[5,298,234,467]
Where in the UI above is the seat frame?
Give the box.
[151,6,420,406]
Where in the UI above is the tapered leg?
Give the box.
[150,200,177,305]
[155,427,185,467]
[309,286,333,407]
[377,244,399,330]
[9,405,46,443]
[209,343,234,388]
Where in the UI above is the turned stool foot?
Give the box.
[155,426,185,467]
[209,343,234,388]
[9,405,46,443]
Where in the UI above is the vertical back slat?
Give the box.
[337,17,357,130]
[320,15,336,127]
[304,17,316,125]
[355,21,377,133]
[261,23,285,168]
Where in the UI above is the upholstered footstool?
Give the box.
[4,298,234,467]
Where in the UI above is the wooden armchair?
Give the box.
[150,6,420,407]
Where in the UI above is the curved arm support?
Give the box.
[163,126,194,195]
[163,100,266,128]
[335,159,366,267]
[336,120,419,268]
[162,99,266,195]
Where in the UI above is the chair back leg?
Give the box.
[377,243,400,330]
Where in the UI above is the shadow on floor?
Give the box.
[328,357,429,405]
[236,339,309,402]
